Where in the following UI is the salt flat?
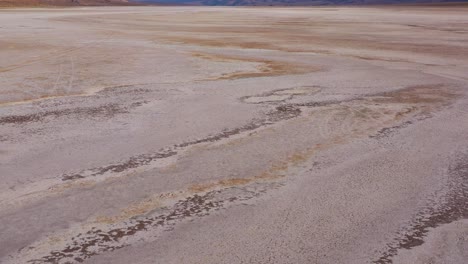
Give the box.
[1,6,468,264]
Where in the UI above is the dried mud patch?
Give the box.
[9,84,462,263]
[0,92,152,126]
[370,84,459,105]
[22,180,284,264]
[60,84,460,184]
[60,103,301,181]
[241,86,322,104]
[374,150,468,263]
[369,84,461,139]
[192,52,319,80]
[165,36,282,51]
[0,103,129,125]
[62,149,178,181]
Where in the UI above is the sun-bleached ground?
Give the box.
[1,6,468,264]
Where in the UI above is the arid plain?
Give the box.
[1,5,468,264]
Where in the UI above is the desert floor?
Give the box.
[1,5,468,264]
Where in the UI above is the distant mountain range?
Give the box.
[0,0,133,6]
[1,0,467,6]
[140,0,468,5]
[136,0,467,5]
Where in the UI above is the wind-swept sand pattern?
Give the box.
[1,6,468,264]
